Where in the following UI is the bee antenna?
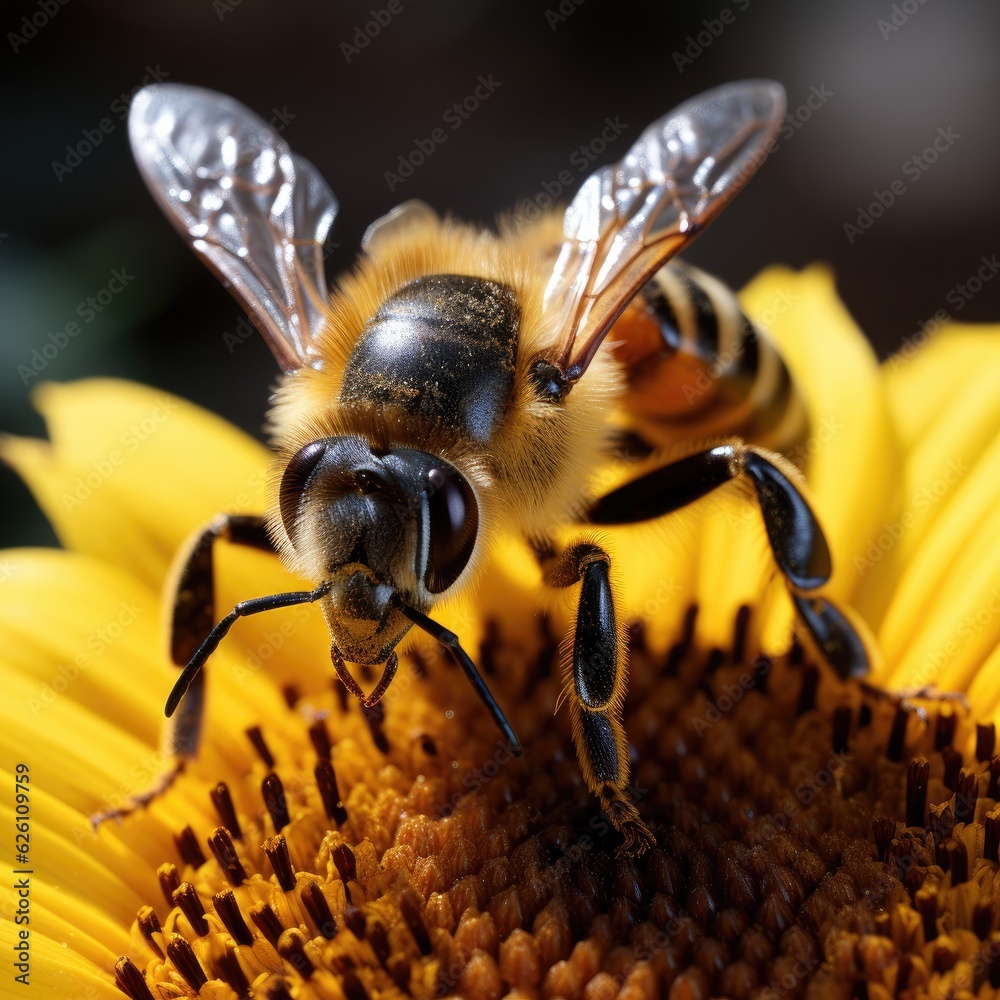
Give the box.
[165,581,333,718]
[398,602,522,756]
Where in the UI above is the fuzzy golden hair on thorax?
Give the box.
[265,212,626,559]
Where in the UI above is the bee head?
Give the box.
[277,435,479,664]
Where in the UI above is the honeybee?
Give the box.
[129,80,869,854]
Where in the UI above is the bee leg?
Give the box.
[171,514,276,662]
[587,442,870,679]
[91,514,276,826]
[166,512,278,728]
[88,662,209,828]
[541,541,657,856]
[790,594,871,680]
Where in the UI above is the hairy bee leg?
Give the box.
[89,668,203,828]
[792,594,870,680]
[542,541,656,856]
[165,514,278,722]
[588,443,831,587]
[171,514,276,663]
[91,514,276,826]
[587,442,870,679]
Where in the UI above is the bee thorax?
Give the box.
[339,273,520,444]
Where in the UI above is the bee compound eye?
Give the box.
[423,466,479,594]
[278,440,329,538]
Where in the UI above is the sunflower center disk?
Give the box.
[117,605,1000,999]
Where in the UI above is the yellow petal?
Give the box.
[885,499,1000,692]
[882,323,1000,452]
[877,421,1000,675]
[0,551,333,840]
[0,549,166,740]
[739,266,900,619]
[0,924,123,1000]
[3,380,337,704]
[2,379,272,590]
[967,637,1000,721]
[693,494,772,651]
[601,515,705,649]
[1,434,171,588]
[1,882,131,967]
[882,360,1000,577]
[0,776,150,925]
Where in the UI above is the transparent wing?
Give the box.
[543,80,785,382]
[361,200,440,256]
[129,83,338,372]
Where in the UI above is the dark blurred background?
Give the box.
[3,0,999,548]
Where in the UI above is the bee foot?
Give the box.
[89,760,185,829]
[600,788,656,857]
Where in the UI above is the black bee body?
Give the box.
[340,274,521,446]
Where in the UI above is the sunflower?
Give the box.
[4,266,1000,999]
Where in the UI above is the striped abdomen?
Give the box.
[611,260,805,455]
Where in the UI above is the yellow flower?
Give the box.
[4,266,1000,999]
